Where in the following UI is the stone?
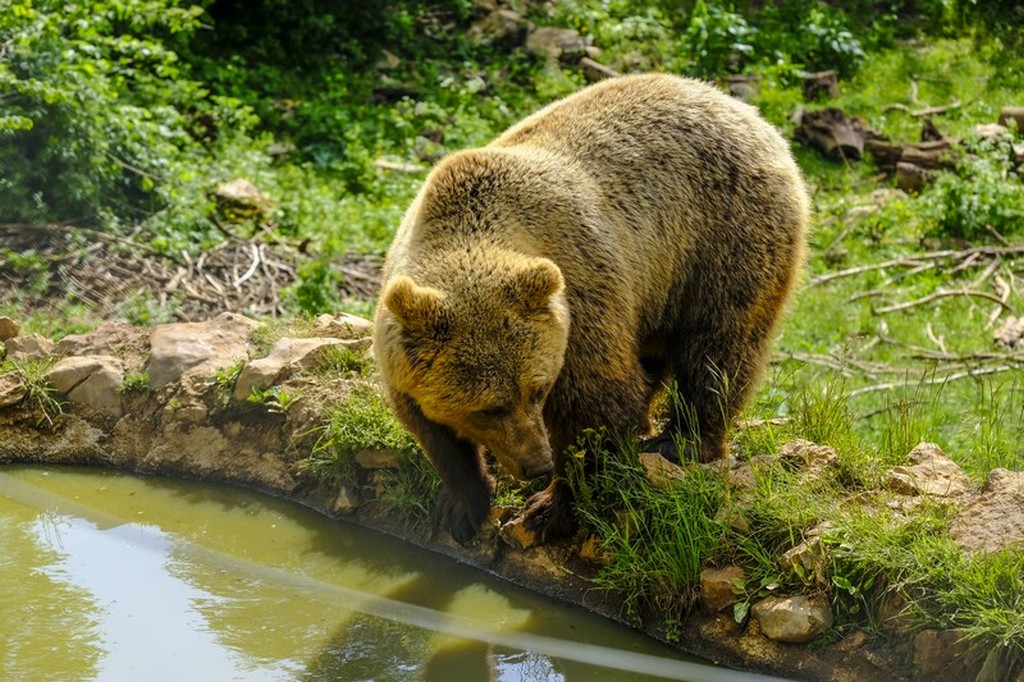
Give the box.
[332,486,360,516]
[467,9,529,49]
[233,336,347,400]
[699,565,745,614]
[725,462,757,491]
[949,468,1024,553]
[354,449,400,470]
[147,312,261,391]
[780,537,828,588]
[46,355,124,417]
[714,505,750,534]
[579,534,607,564]
[833,630,868,653]
[993,316,1024,349]
[0,317,22,341]
[500,516,537,550]
[885,442,972,497]
[525,27,586,61]
[52,322,150,361]
[313,312,374,340]
[212,178,273,219]
[778,439,838,475]
[751,595,834,644]
[4,333,54,363]
[0,373,26,408]
[638,452,686,490]
[913,629,984,681]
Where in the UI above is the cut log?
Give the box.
[901,140,957,171]
[864,138,956,173]
[794,107,870,161]
[579,57,621,82]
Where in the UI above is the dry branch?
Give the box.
[874,289,1014,315]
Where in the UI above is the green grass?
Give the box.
[306,382,438,529]
[0,358,64,425]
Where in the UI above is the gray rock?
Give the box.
[233,336,347,400]
[949,468,1024,553]
[699,565,746,614]
[751,595,833,643]
[0,316,22,342]
[46,355,124,417]
[4,333,55,363]
[885,442,972,497]
[148,312,261,391]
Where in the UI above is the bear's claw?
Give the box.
[518,480,576,544]
[436,485,493,546]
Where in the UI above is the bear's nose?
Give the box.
[523,460,554,478]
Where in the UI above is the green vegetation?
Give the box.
[3,0,1024,667]
[0,358,64,425]
[308,383,437,528]
[119,370,151,394]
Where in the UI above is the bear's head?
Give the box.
[378,255,570,480]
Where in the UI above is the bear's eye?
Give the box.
[479,406,509,418]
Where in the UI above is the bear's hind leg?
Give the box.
[666,321,772,463]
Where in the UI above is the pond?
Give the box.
[0,466,778,682]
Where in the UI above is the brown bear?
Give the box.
[373,74,809,545]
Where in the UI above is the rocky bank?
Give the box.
[2,312,1023,681]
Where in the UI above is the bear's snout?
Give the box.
[523,460,554,478]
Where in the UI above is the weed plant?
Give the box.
[0,359,64,425]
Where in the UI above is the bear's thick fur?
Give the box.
[373,74,809,544]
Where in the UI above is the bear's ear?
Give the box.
[382,276,449,337]
[510,258,564,310]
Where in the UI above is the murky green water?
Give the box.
[0,466,776,682]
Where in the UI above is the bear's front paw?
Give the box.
[436,485,493,546]
[515,481,576,545]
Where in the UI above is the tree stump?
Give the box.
[793,107,870,161]
[803,70,839,101]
